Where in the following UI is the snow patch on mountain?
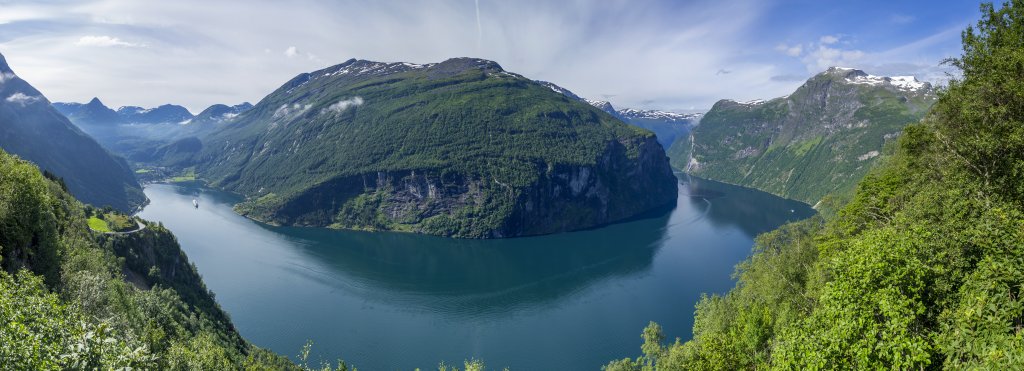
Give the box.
[618,108,702,122]
[840,69,930,92]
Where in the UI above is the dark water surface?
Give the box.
[138,174,814,370]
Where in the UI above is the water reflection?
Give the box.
[681,175,815,237]
[262,213,668,316]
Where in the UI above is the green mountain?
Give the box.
[166,57,678,238]
[0,52,145,212]
[669,67,936,205]
[0,148,299,369]
[607,3,1024,369]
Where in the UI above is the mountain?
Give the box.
[536,80,581,100]
[116,103,193,124]
[55,100,249,162]
[538,83,702,149]
[618,108,702,148]
[191,102,252,125]
[583,98,618,116]
[670,67,937,205]
[162,57,677,238]
[581,98,702,149]
[54,97,125,126]
[0,52,144,211]
[58,100,193,125]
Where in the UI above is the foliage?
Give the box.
[0,148,302,369]
[611,1,1024,369]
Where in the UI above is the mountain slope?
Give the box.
[0,148,297,369]
[171,57,678,238]
[671,67,936,205]
[0,52,144,211]
[192,102,252,125]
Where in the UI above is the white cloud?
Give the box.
[803,44,865,71]
[0,0,958,113]
[0,72,16,84]
[272,102,312,120]
[0,0,788,112]
[5,92,42,106]
[323,96,364,114]
[775,43,803,57]
[819,35,840,45]
[75,35,143,48]
[773,27,961,87]
[284,46,299,58]
[777,35,867,73]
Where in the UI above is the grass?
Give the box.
[87,216,111,232]
[134,168,152,174]
[87,212,135,233]
[104,213,136,231]
[169,168,196,182]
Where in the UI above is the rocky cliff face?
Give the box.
[237,135,675,238]
[670,67,936,205]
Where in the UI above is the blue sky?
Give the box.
[0,0,982,113]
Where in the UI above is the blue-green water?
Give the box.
[138,175,814,370]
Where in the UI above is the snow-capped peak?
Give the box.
[583,98,616,113]
[833,68,931,92]
[723,98,768,106]
[618,107,701,122]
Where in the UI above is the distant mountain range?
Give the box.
[153,57,678,238]
[53,99,252,126]
[53,98,252,161]
[670,67,937,205]
[0,52,144,211]
[583,99,701,149]
[536,81,701,149]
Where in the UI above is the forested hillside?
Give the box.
[607,2,1024,369]
[165,58,678,238]
[0,149,301,370]
[671,67,935,205]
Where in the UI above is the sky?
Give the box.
[0,0,983,113]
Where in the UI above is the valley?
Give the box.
[1,1,1021,370]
